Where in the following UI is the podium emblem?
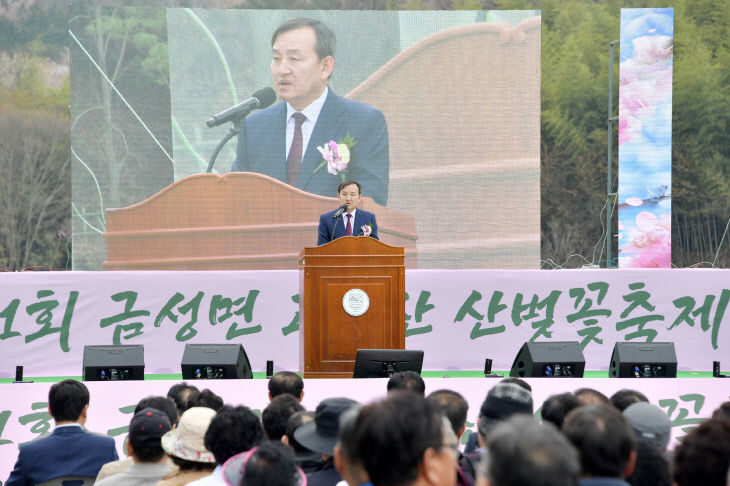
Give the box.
[342,289,370,317]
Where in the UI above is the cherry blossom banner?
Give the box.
[618,8,674,267]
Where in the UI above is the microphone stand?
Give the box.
[206,117,244,173]
[330,214,343,242]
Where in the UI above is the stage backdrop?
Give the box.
[0,378,727,481]
[0,269,727,378]
[70,8,541,271]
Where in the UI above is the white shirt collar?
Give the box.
[286,86,328,125]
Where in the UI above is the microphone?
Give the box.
[206,87,276,128]
[330,205,348,242]
[332,205,348,219]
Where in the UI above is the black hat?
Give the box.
[130,407,172,443]
[293,397,357,456]
[478,382,533,436]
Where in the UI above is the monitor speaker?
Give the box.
[82,345,145,381]
[609,342,677,378]
[181,343,253,379]
[509,341,585,377]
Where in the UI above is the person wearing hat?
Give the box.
[622,402,671,452]
[294,397,358,486]
[157,407,217,486]
[96,408,173,486]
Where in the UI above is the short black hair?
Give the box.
[426,389,468,438]
[271,17,336,61]
[284,411,315,453]
[626,439,671,486]
[337,180,361,195]
[243,441,299,486]
[187,388,224,411]
[354,393,444,486]
[673,418,730,486]
[386,371,425,396]
[540,392,580,429]
[268,372,304,399]
[135,396,178,427]
[711,400,730,421]
[167,382,200,415]
[499,377,532,392]
[48,380,89,422]
[205,405,265,465]
[263,394,305,441]
[574,387,610,406]
[610,389,649,412]
[563,404,636,478]
[485,416,580,486]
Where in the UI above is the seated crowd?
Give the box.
[6,371,730,486]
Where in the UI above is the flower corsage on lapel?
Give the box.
[313,134,357,182]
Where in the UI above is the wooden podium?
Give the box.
[103,172,417,270]
[298,237,405,378]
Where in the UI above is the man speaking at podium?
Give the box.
[318,181,378,245]
[231,17,390,206]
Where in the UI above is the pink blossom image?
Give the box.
[621,211,671,268]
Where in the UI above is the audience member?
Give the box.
[498,377,532,392]
[263,394,306,441]
[622,402,671,451]
[187,405,265,486]
[574,388,610,406]
[5,379,118,486]
[333,405,368,486]
[386,371,425,396]
[464,379,534,453]
[168,382,200,417]
[294,397,358,486]
[222,442,305,486]
[625,439,671,486]
[188,389,225,411]
[97,396,179,481]
[540,392,580,430]
[282,411,323,474]
[353,392,458,486]
[610,389,649,412]
[158,407,217,485]
[96,408,173,486]
[426,389,469,439]
[673,418,730,486]
[269,371,305,401]
[712,401,730,421]
[474,382,534,450]
[562,404,636,486]
[479,415,580,486]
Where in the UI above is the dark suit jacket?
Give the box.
[317,208,378,246]
[6,425,119,486]
[231,89,390,206]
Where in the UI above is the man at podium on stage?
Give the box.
[231,17,390,206]
[318,180,378,245]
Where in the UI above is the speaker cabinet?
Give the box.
[509,341,585,378]
[609,342,677,378]
[181,343,253,379]
[82,345,144,381]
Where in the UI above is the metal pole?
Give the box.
[607,40,619,268]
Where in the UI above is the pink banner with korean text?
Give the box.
[0,269,727,378]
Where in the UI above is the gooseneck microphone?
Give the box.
[330,205,348,242]
[333,205,348,219]
[206,87,277,128]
